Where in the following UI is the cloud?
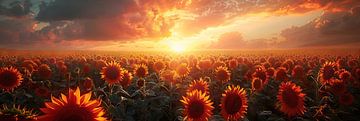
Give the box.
[209,32,276,49]
[0,0,32,17]
[280,6,360,47]
[1,0,360,49]
[36,0,136,21]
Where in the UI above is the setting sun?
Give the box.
[170,44,186,53]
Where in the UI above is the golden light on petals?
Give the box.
[180,90,214,121]
[100,61,123,84]
[319,62,337,84]
[187,78,209,94]
[277,82,306,117]
[215,66,231,83]
[134,64,149,78]
[220,85,248,120]
[0,67,23,91]
[39,87,106,121]
[176,63,190,77]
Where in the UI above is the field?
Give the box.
[0,49,359,121]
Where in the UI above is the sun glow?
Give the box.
[170,44,186,53]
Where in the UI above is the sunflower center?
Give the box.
[282,89,299,108]
[323,66,334,80]
[136,67,146,77]
[188,100,205,119]
[217,70,229,81]
[253,79,262,90]
[224,93,242,115]
[193,85,206,92]
[105,66,121,80]
[57,106,93,121]
[0,71,18,87]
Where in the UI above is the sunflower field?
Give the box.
[0,50,359,121]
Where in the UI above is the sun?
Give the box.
[170,44,186,53]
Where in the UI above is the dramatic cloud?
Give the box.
[280,6,360,47]
[1,0,360,49]
[0,0,32,17]
[210,32,276,49]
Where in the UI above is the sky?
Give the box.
[0,0,360,51]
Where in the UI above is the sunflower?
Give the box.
[213,61,226,69]
[266,67,275,78]
[275,67,288,81]
[120,69,133,88]
[134,64,148,78]
[197,60,212,70]
[180,90,214,121]
[100,61,123,84]
[277,82,306,117]
[153,61,166,73]
[83,77,93,91]
[38,64,52,80]
[252,78,263,92]
[0,67,23,91]
[187,78,209,94]
[137,78,145,88]
[220,85,248,120]
[38,87,106,121]
[215,66,231,83]
[292,65,304,81]
[319,62,337,84]
[228,59,238,69]
[176,63,190,77]
[22,60,37,73]
[252,66,267,83]
[160,70,176,84]
[339,70,351,82]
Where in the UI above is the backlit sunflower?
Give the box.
[319,62,337,84]
[176,63,190,77]
[0,67,23,91]
[197,59,212,70]
[220,85,248,120]
[153,61,166,73]
[160,70,176,84]
[215,66,230,83]
[275,67,288,81]
[277,82,306,117]
[100,61,123,84]
[292,65,305,81]
[38,64,52,80]
[120,69,133,88]
[39,87,106,121]
[252,77,263,92]
[180,90,214,121]
[187,78,209,94]
[134,64,148,78]
[252,66,267,84]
